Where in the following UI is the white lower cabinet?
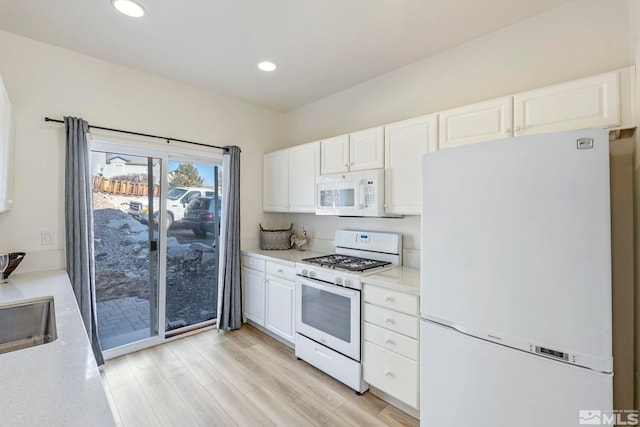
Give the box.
[362,284,420,410]
[242,252,296,345]
[265,275,295,343]
[242,265,265,326]
[363,341,419,409]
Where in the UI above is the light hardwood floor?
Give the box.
[101,324,419,427]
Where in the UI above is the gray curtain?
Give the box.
[64,116,104,365]
[217,146,242,331]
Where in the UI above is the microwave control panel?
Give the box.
[365,180,375,207]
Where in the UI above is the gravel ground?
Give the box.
[93,193,217,327]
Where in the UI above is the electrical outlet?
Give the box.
[41,231,54,246]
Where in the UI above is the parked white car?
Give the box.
[128,187,216,228]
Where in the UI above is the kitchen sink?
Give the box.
[0,297,57,354]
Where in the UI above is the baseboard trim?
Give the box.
[245,320,295,349]
[369,386,420,420]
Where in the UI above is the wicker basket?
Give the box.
[259,223,293,250]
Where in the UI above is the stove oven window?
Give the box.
[300,285,351,342]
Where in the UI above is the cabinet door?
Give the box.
[349,127,384,171]
[265,276,295,343]
[263,149,289,212]
[384,114,437,215]
[439,97,513,149]
[242,267,265,326]
[320,134,349,174]
[513,71,620,136]
[0,78,13,213]
[288,141,319,212]
[363,341,419,409]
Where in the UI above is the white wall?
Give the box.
[285,0,631,143]
[0,29,285,272]
[277,0,633,254]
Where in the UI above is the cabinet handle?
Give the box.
[505,128,511,134]
[383,369,392,377]
[384,318,394,324]
[515,126,521,132]
[277,269,283,273]
[383,296,393,303]
[384,338,394,345]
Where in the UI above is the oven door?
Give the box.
[295,276,361,361]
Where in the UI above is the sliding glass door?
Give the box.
[90,140,222,355]
[90,150,162,350]
[164,159,221,337]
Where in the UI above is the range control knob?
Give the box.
[301,269,308,277]
[309,271,316,278]
[335,277,343,286]
[344,279,351,287]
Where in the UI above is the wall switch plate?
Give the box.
[41,231,54,246]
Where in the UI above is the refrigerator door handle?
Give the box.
[421,317,613,373]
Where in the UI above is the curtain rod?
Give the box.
[44,117,228,151]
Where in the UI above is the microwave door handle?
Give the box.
[359,180,365,209]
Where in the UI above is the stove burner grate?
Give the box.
[302,254,391,272]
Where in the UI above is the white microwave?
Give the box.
[316,169,394,217]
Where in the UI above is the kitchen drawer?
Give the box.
[363,341,419,409]
[364,322,419,361]
[364,303,419,339]
[242,255,265,272]
[363,284,418,316]
[266,261,296,281]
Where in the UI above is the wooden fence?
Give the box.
[93,176,160,196]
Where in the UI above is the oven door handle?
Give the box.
[297,277,358,297]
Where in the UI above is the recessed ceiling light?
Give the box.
[112,0,145,18]
[258,61,277,72]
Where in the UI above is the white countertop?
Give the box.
[243,249,421,296]
[242,248,329,267]
[362,266,421,296]
[0,270,115,427]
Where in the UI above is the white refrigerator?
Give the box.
[420,129,613,427]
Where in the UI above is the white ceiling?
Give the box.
[0,0,574,112]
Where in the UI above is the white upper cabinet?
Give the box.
[263,149,289,212]
[349,127,384,171]
[288,141,320,212]
[0,76,14,213]
[320,127,384,174]
[513,70,621,136]
[263,141,319,213]
[439,97,513,149]
[320,134,349,174]
[384,114,437,216]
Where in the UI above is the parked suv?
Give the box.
[128,187,216,229]
[182,196,222,236]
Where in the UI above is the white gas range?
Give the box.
[294,230,402,394]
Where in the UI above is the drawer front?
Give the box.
[364,322,419,361]
[242,255,265,272]
[266,261,296,281]
[363,303,419,339]
[363,341,419,409]
[363,284,418,316]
